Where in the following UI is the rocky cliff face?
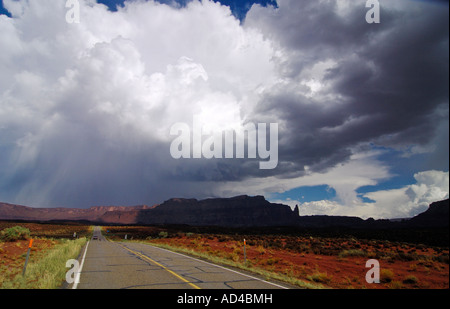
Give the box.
[136,195,299,227]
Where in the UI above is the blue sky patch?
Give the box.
[270,185,337,204]
[97,0,277,20]
[1,0,278,20]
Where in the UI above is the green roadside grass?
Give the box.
[1,237,88,289]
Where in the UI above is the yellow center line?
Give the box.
[118,243,201,290]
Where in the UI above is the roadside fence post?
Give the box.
[243,239,247,264]
[22,239,33,276]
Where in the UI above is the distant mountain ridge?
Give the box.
[0,202,152,223]
[0,196,448,228]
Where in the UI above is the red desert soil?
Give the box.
[0,239,57,282]
[0,222,91,238]
[0,222,92,286]
[147,235,449,289]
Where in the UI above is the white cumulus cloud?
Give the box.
[276,170,449,219]
[0,0,447,214]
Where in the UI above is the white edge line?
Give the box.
[72,240,90,289]
[131,243,289,289]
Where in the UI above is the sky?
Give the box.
[0,0,448,219]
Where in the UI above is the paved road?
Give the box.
[72,227,289,289]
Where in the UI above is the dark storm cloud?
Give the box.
[244,0,449,177]
[0,0,447,208]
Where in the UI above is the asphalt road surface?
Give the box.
[71,227,290,289]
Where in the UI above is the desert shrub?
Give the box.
[389,281,404,289]
[380,269,395,283]
[403,275,418,285]
[233,247,242,255]
[307,272,332,283]
[409,263,418,271]
[311,247,322,255]
[217,235,229,242]
[248,239,258,246]
[265,257,279,266]
[0,226,30,242]
[435,254,449,264]
[318,247,340,256]
[338,249,367,258]
[397,251,417,262]
[256,245,266,255]
[270,241,282,249]
[226,252,240,262]
[158,231,169,238]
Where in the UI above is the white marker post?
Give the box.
[243,239,247,264]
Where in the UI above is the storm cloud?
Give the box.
[0,0,448,218]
